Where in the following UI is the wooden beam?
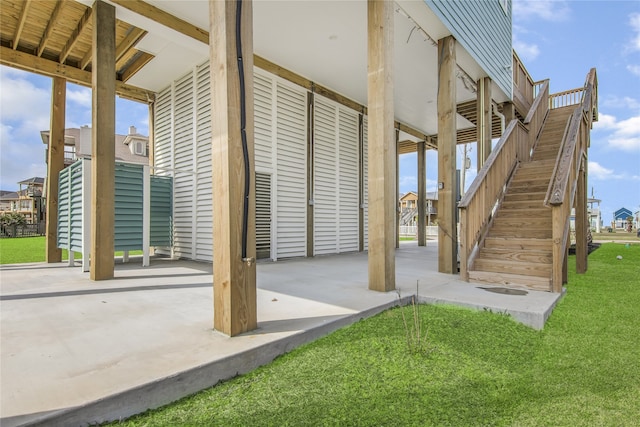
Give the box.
[476,77,492,168]
[12,0,32,50]
[437,36,457,274]
[210,0,257,336]
[116,27,147,63]
[60,6,93,64]
[38,0,64,57]
[0,46,153,103]
[120,52,154,82]
[45,77,66,263]
[367,0,395,292]
[111,0,209,44]
[417,141,426,246]
[90,0,116,281]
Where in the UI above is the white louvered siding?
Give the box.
[362,115,369,248]
[195,63,213,261]
[154,88,172,176]
[313,98,338,255]
[337,108,359,252]
[254,72,273,172]
[153,87,173,256]
[275,82,307,259]
[172,73,194,259]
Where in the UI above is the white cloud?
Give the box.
[628,13,640,52]
[627,64,640,77]
[513,0,571,22]
[66,87,91,108]
[592,113,640,151]
[602,96,640,111]
[513,38,540,62]
[588,161,616,180]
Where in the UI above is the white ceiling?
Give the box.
[98,0,512,137]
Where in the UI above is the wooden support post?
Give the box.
[45,76,65,263]
[210,0,257,335]
[396,129,400,249]
[367,0,395,292]
[417,141,426,246]
[476,77,492,169]
[437,36,457,274]
[90,0,115,280]
[576,159,588,274]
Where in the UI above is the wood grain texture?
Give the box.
[90,0,116,281]
[417,141,426,246]
[210,0,257,336]
[45,76,65,263]
[367,0,395,292]
[437,36,457,274]
[476,77,492,168]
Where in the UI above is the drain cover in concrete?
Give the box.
[478,287,528,296]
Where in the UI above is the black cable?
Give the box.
[236,0,250,261]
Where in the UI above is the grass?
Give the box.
[111,243,640,426]
[0,236,142,264]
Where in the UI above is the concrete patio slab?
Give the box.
[0,242,563,426]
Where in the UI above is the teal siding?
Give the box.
[114,163,144,251]
[69,161,83,253]
[150,176,172,247]
[425,0,512,98]
[57,167,70,248]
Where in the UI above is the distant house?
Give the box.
[0,177,45,224]
[41,125,149,168]
[399,191,438,226]
[613,207,633,229]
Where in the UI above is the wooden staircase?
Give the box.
[467,107,573,291]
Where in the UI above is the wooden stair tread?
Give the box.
[467,270,551,292]
[484,237,552,250]
[473,259,551,278]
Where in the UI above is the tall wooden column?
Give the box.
[209,0,257,335]
[476,77,492,169]
[90,0,115,280]
[417,141,426,246]
[575,158,588,273]
[45,77,66,263]
[367,0,395,292]
[437,36,457,274]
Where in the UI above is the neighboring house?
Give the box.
[41,125,149,168]
[613,207,633,229]
[0,177,45,224]
[399,191,438,226]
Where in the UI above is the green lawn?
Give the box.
[112,243,640,426]
[0,236,142,264]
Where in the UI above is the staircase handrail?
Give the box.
[458,78,551,280]
[544,68,597,291]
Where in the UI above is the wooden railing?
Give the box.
[545,69,598,292]
[512,50,535,116]
[549,88,584,109]
[459,80,550,281]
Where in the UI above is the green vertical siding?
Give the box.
[114,163,144,251]
[69,161,83,253]
[425,0,512,98]
[150,176,172,247]
[57,166,71,249]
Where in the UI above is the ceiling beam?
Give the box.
[59,6,93,64]
[12,0,32,50]
[37,0,64,57]
[0,46,154,103]
[116,27,147,63]
[120,52,154,82]
[110,0,208,44]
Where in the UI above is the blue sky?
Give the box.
[1,0,639,224]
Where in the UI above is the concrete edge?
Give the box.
[19,296,412,427]
[417,287,566,330]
